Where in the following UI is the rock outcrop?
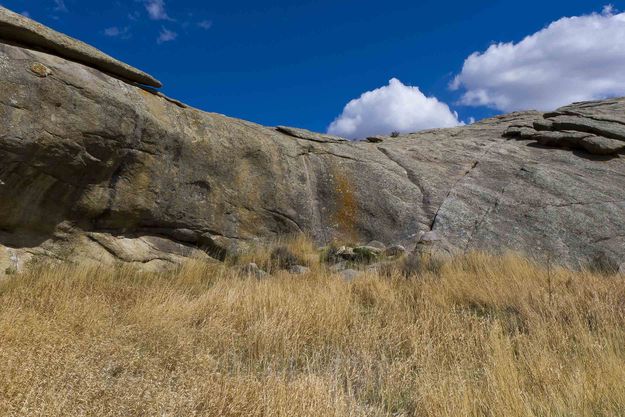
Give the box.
[1,8,624,274]
[504,99,625,155]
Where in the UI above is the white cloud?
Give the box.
[452,7,625,111]
[157,27,177,44]
[603,4,616,15]
[198,20,213,30]
[104,26,131,39]
[327,78,463,139]
[144,0,171,21]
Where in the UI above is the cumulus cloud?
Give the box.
[451,7,625,111]
[157,27,177,44]
[327,78,463,139]
[144,0,171,21]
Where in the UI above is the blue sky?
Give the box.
[4,0,625,138]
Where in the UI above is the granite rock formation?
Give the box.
[1,8,624,274]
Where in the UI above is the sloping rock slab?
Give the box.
[276,126,348,143]
[0,6,161,87]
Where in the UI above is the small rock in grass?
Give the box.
[339,269,361,282]
[385,244,406,257]
[288,265,311,275]
[366,240,386,250]
[241,262,267,278]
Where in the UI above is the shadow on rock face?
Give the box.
[571,150,623,162]
[524,142,620,161]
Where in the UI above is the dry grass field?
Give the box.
[1,238,625,416]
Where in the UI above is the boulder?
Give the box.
[241,263,267,278]
[335,246,357,261]
[579,136,625,155]
[353,245,383,262]
[384,245,406,257]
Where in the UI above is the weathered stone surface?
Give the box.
[276,126,347,143]
[510,99,625,156]
[543,115,625,142]
[0,6,161,87]
[579,135,625,155]
[1,29,625,273]
[532,130,591,148]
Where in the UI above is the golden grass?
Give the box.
[1,245,625,416]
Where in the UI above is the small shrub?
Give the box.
[390,131,400,138]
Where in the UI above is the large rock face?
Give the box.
[1,10,624,273]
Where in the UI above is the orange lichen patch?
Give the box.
[332,169,358,241]
[30,62,51,77]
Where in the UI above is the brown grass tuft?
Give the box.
[1,245,625,416]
